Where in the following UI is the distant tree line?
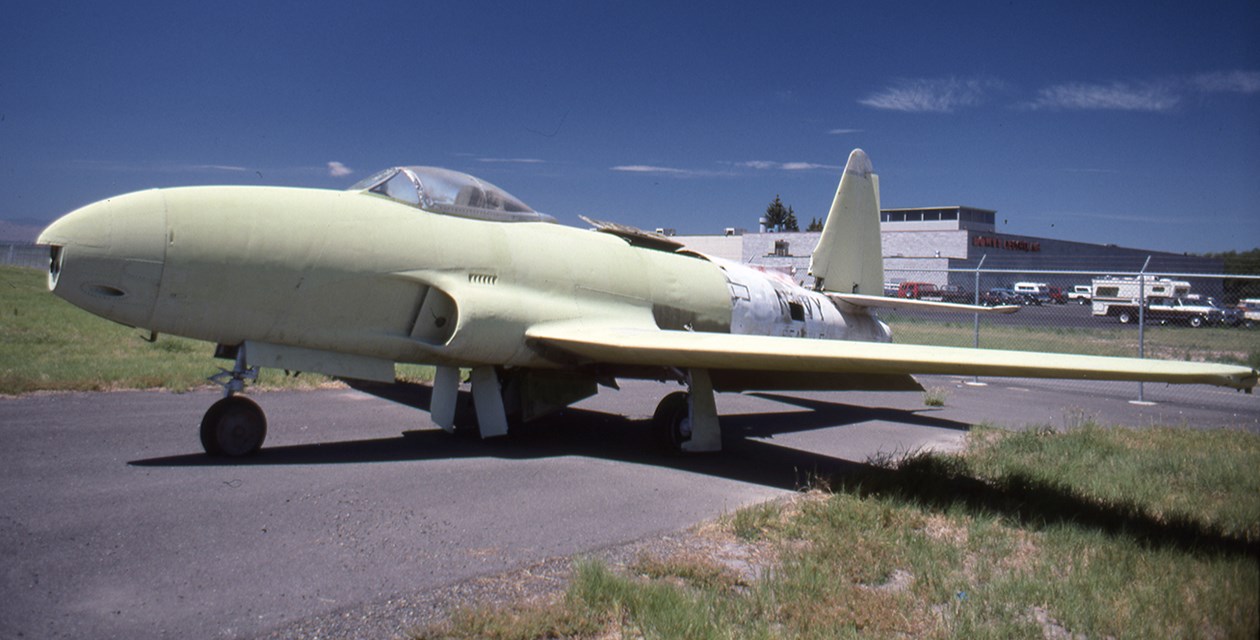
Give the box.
[1199,248,1260,302]
[764,196,825,232]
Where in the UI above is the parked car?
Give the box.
[981,287,1034,306]
[1200,297,1243,327]
[1012,282,1052,304]
[897,281,943,300]
[1144,297,1228,328]
[1238,299,1260,328]
[939,284,972,303]
[1046,286,1067,304]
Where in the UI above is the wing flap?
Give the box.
[526,323,1258,390]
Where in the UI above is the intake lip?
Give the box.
[36,189,168,329]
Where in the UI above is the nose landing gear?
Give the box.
[202,344,266,457]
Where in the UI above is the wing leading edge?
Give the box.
[526,323,1258,391]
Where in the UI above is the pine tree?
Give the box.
[784,205,799,232]
[764,195,788,231]
[807,217,824,232]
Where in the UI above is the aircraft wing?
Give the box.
[526,322,1258,391]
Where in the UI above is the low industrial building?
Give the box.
[672,206,1223,295]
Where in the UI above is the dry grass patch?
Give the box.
[412,425,1258,639]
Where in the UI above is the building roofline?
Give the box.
[881,205,997,214]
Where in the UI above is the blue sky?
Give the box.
[2,1,1258,252]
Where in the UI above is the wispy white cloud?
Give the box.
[1029,81,1181,112]
[477,157,546,164]
[611,165,695,176]
[859,77,999,113]
[191,164,249,172]
[327,161,353,177]
[738,161,778,170]
[1190,70,1260,94]
[735,160,840,171]
[76,160,253,174]
[827,128,864,135]
[781,162,839,171]
[611,164,741,178]
[860,70,1258,115]
[1028,71,1260,112]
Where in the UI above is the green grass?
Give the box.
[922,387,948,407]
[0,265,432,394]
[884,312,1260,367]
[415,424,1260,639]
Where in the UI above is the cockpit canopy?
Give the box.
[350,166,556,223]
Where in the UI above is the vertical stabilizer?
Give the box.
[808,149,883,294]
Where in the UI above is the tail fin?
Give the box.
[808,149,883,294]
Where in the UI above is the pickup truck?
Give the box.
[897,282,944,300]
[1067,285,1091,304]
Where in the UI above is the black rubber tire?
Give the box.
[1189,316,1204,328]
[200,396,267,457]
[652,391,690,452]
[1118,311,1133,324]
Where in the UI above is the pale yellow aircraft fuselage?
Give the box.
[38,151,1258,456]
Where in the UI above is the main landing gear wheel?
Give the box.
[652,391,691,452]
[200,396,267,457]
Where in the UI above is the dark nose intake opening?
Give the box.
[48,245,63,291]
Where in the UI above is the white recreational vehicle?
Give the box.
[1090,276,1214,325]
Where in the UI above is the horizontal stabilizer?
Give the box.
[829,293,1021,314]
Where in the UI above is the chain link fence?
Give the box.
[1,243,47,270]
[883,263,1260,403]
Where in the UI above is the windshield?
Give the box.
[350,166,554,223]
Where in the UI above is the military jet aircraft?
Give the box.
[37,150,1257,456]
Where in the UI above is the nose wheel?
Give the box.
[201,343,267,457]
[200,396,267,457]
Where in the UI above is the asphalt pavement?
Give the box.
[1,377,1255,639]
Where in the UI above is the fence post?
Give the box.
[967,254,987,386]
[1134,256,1153,404]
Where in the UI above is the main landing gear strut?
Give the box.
[652,368,721,453]
[201,344,267,457]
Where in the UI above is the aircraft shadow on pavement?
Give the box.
[128,382,1254,559]
[737,392,971,435]
[129,380,971,492]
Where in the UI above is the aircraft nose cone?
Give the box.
[38,190,168,329]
